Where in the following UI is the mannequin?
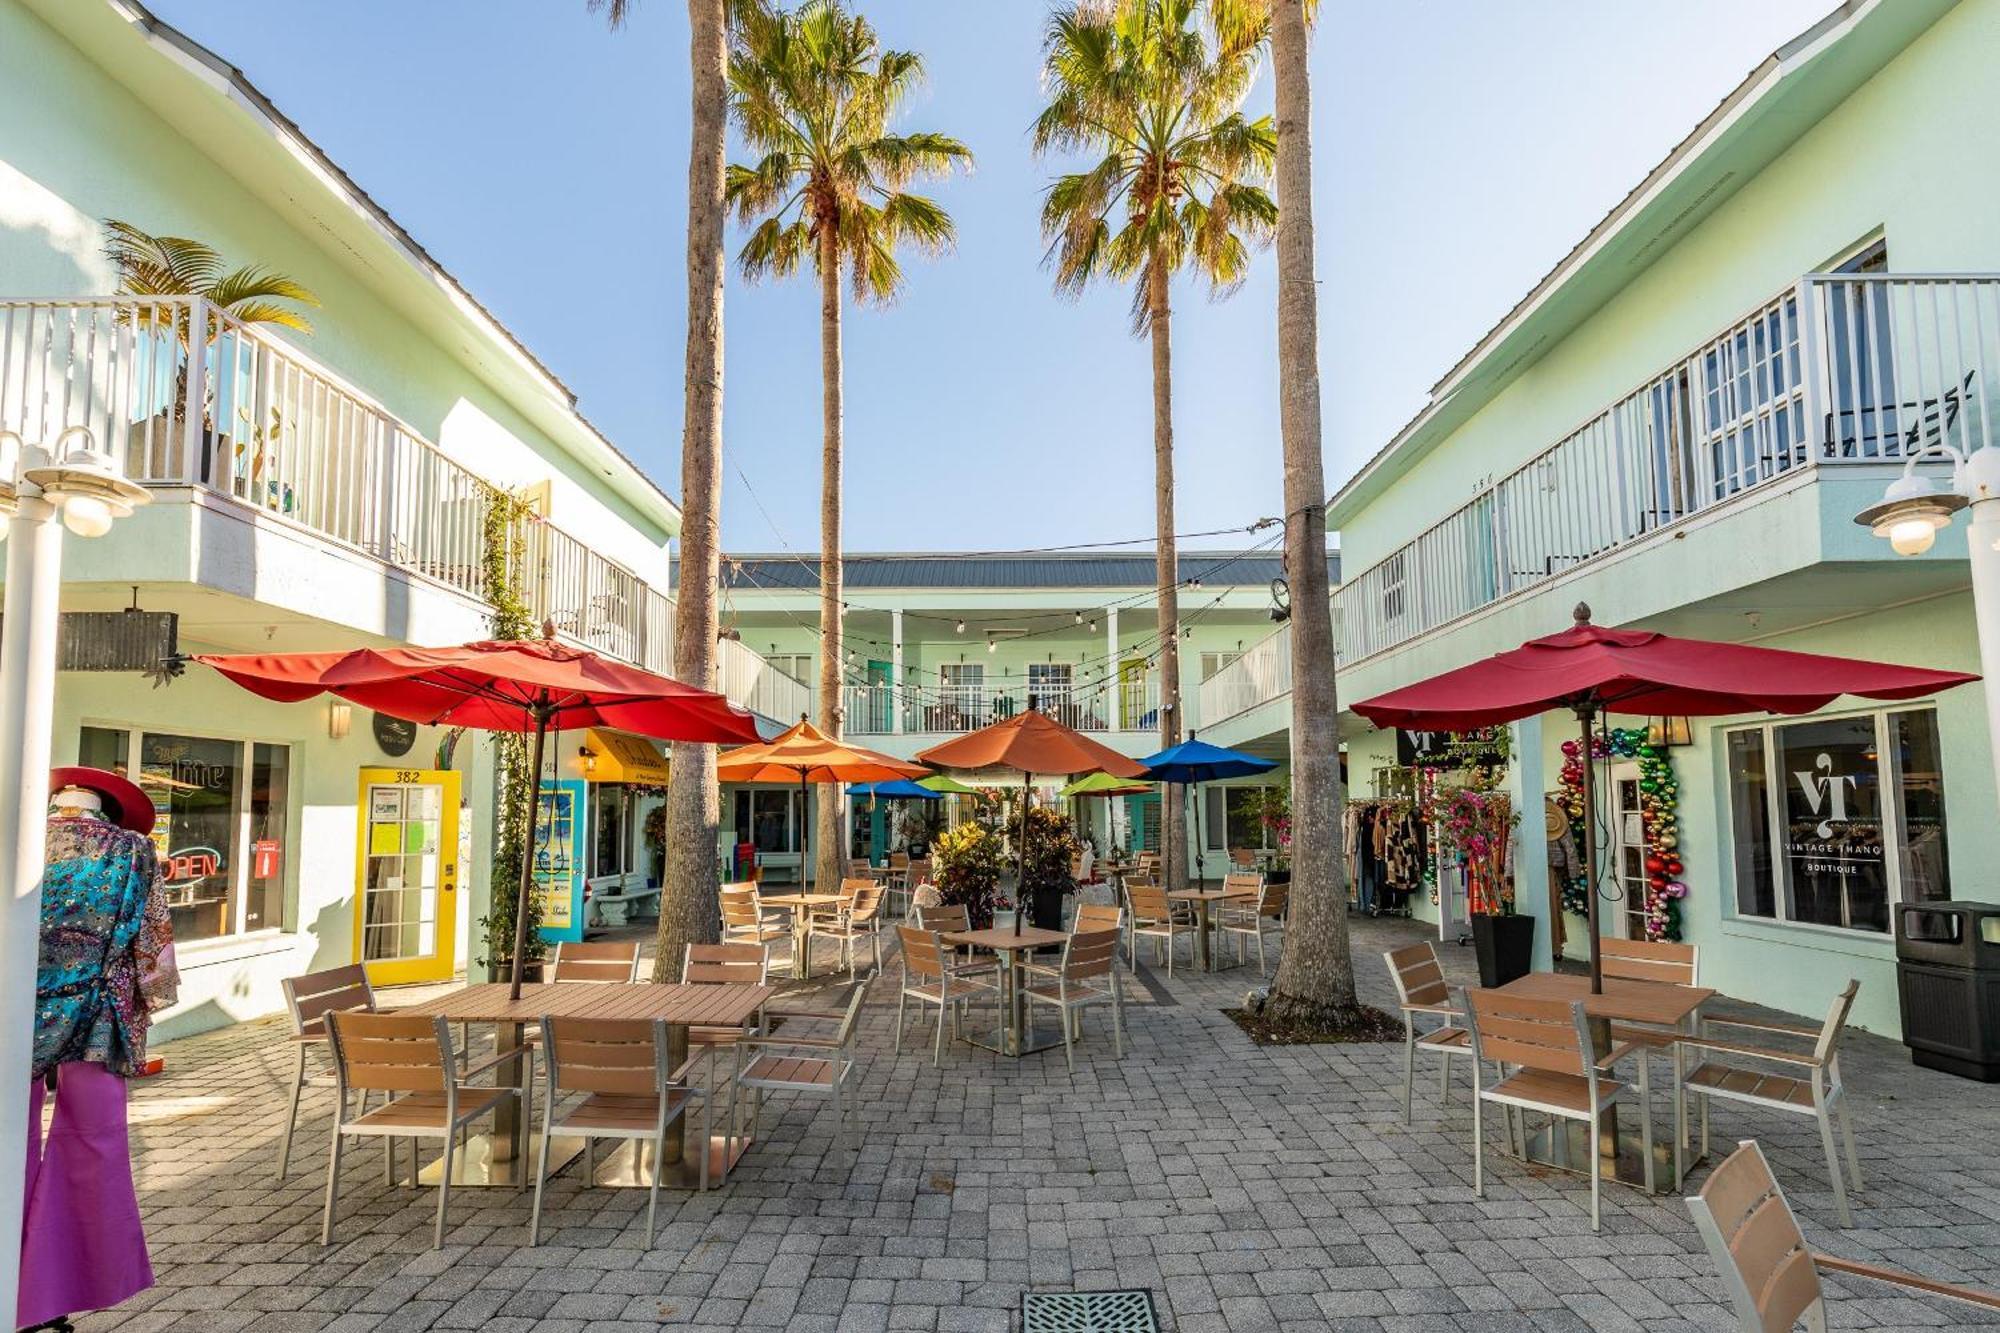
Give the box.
[22,769,177,1333]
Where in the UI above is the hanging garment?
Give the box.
[19,1062,154,1328]
[36,817,177,1080]
[23,814,177,1329]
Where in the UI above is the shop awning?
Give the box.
[585,729,670,784]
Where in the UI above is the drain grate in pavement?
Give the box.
[1022,1290,1160,1333]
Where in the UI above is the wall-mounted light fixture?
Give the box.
[327,700,352,740]
[578,745,598,776]
[1646,716,1693,748]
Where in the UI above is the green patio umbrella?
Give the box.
[917,774,982,796]
[1058,771,1152,799]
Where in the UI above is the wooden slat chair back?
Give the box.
[894,926,996,1064]
[908,858,932,884]
[1022,927,1125,1071]
[552,940,642,983]
[1689,1139,2000,1331]
[1464,988,1649,1230]
[1125,880,1194,975]
[1382,942,1471,1122]
[817,882,888,974]
[1228,847,1256,872]
[1217,875,1285,974]
[1222,871,1263,898]
[1675,979,1865,1226]
[1600,936,1699,987]
[683,942,770,986]
[322,1009,519,1247]
[1072,903,1123,935]
[917,902,969,932]
[720,883,765,930]
[889,851,910,871]
[732,980,871,1166]
[531,1015,704,1245]
[1258,879,1290,919]
[277,964,377,1180]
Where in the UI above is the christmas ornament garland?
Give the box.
[1555,726,1687,942]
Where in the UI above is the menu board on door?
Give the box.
[536,778,587,944]
[353,768,460,985]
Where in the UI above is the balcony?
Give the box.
[717,636,813,725]
[1198,625,1292,728]
[842,677,1163,736]
[1,296,672,670]
[1335,274,2000,664]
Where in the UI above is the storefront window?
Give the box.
[734,790,798,853]
[593,783,629,879]
[1724,708,1947,934]
[77,725,292,943]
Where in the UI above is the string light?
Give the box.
[955,619,965,634]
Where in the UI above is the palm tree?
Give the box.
[586,0,738,978]
[1036,0,1276,891]
[102,219,320,429]
[725,0,971,889]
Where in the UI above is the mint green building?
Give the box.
[1211,0,2000,1037]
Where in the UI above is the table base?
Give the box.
[1511,1115,1693,1196]
[416,1131,585,1188]
[961,1022,1067,1058]
[583,1134,752,1189]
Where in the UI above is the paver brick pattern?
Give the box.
[74,914,2000,1332]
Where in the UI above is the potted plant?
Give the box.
[1244,786,1291,884]
[930,821,1004,930]
[1017,805,1081,931]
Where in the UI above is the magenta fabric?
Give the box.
[19,1063,152,1328]
[1353,619,1980,731]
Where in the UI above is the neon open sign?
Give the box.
[164,845,223,884]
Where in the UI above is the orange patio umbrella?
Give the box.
[917,708,1148,932]
[715,718,929,885]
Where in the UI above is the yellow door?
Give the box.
[354,767,461,985]
[1118,659,1150,730]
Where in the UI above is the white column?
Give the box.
[1965,494,2000,805]
[1504,716,1554,972]
[1105,608,1119,726]
[891,608,904,735]
[0,486,66,1322]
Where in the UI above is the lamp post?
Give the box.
[0,426,150,1322]
[1854,443,2000,789]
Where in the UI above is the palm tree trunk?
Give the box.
[1148,260,1187,892]
[815,223,846,891]
[653,0,731,982]
[1263,0,1359,1025]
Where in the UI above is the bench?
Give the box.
[591,885,662,927]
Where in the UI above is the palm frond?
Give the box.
[102,220,225,296]
[737,216,813,281]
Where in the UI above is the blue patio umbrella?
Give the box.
[850,778,944,801]
[1139,735,1278,887]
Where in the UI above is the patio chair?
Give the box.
[279,964,378,1181]
[550,939,643,982]
[895,926,999,1064]
[320,1010,524,1248]
[721,881,790,959]
[731,979,870,1166]
[1072,901,1128,969]
[1463,987,1652,1231]
[528,1015,705,1247]
[1021,927,1125,1072]
[1383,942,1470,1123]
[1127,881,1195,977]
[815,881,888,975]
[917,902,1000,982]
[1672,980,1864,1227]
[1218,877,1287,974]
[1688,1138,2000,1332]
[1598,937,1701,1174]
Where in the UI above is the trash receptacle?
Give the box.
[1895,901,2000,1081]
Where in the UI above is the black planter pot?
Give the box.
[1266,869,1291,886]
[1470,914,1535,988]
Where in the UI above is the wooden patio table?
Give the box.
[758,893,845,980]
[1491,971,1714,1193]
[1168,885,1261,972]
[398,981,770,1187]
[942,926,1069,1057]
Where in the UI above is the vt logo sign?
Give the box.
[1794,752,1859,838]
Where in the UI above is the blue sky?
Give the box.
[152,0,1830,555]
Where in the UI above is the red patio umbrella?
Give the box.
[917,708,1149,933]
[197,631,759,996]
[1353,603,1978,991]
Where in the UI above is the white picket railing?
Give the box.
[1335,273,2000,663]
[0,295,678,673]
[841,675,1163,735]
[1197,625,1292,727]
[717,636,813,723]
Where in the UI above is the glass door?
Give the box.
[1608,762,1647,940]
[354,767,461,985]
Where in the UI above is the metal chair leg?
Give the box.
[434,1131,454,1248]
[1637,1055,1656,1196]
[1470,1090,1484,1198]
[1836,1096,1863,1191]
[1401,1031,1416,1124]
[320,1095,347,1246]
[1588,1111,1602,1232]
[278,1044,307,1181]
[529,1084,555,1245]
[646,1117,666,1244]
[1815,1091,1854,1227]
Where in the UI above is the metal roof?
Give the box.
[714,550,1338,593]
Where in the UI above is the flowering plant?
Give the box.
[1431,788,1516,915]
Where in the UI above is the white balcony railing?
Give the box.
[0,296,674,672]
[1336,273,2000,663]
[717,637,813,723]
[842,676,1164,736]
[1198,625,1292,727]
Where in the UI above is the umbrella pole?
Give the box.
[509,703,551,1001]
[1016,775,1029,935]
[1192,781,1204,889]
[1577,706,1603,995]
[800,770,810,888]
